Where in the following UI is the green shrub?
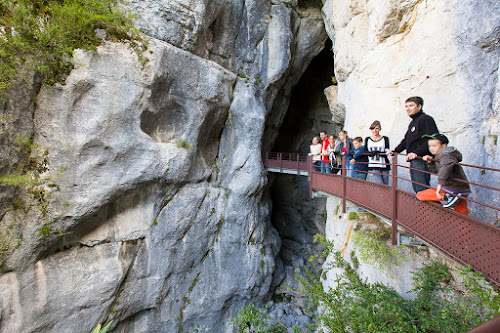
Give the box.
[227,304,290,333]
[347,212,358,220]
[352,229,407,270]
[293,234,500,333]
[350,250,360,269]
[92,321,113,333]
[0,137,53,262]
[458,264,500,318]
[0,0,140,94]
[229,235,500,333]
[176,139,191,149]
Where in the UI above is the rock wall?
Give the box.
[322,0,500,220]
[0,1,327,332]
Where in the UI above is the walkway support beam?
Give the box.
[296,154,299,175]
[308,155,313,198]
[391,155,398,245]
[342,156,347,214]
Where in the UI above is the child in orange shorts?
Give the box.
[416,134,471,215]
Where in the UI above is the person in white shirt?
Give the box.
[308,137,322,172]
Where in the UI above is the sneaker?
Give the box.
[442,193,461,208]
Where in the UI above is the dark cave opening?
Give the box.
[269,39,339,288]
[273,38,338,155]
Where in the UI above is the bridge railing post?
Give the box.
[308,154,313,198]
[342,155,346,214]
[391,154,398,245]
[297,154,299,175]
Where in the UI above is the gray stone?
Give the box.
[324,85,345,126]
[0,1,329,332]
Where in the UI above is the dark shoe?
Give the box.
[442,193,461,208]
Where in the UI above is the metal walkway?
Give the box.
[264,152,500,288]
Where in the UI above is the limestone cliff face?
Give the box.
[322,0,500,216]
[0,1,326,332]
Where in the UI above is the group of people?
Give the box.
[308,121,390,183]
[308,96,471,215]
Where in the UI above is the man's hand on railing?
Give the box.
[406,152,418,161]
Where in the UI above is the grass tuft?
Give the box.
[0,0,140,95]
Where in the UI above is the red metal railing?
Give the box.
[265,152,309,175]
[264,152,500,288]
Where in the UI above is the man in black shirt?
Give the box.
[388,96,439,193]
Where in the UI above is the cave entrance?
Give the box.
[273,38,338,154]
[269,39,339,288]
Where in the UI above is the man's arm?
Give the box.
[392,137,406,154]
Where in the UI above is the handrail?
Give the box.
[264,151,500,288]
[396,164,500,192]
[266,152,500,213]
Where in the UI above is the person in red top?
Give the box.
[319,131,331,173]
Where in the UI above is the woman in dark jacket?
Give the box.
[334,130,353,176]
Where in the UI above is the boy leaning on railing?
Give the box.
[416,133,471,215]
